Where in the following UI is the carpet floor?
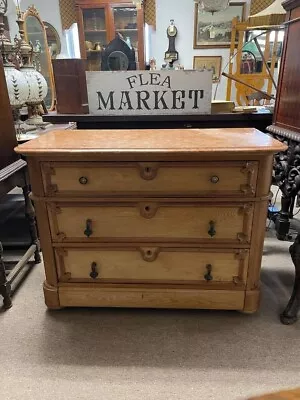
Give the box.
[1,232,300,400]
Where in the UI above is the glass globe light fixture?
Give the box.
[197,0,230,14]
[3,59,31,135]
[14,5,48,127]
[0,0,34,136]
[22,61,48,126]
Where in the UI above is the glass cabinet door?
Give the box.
[113,7,139,64]
[83,8,107,71]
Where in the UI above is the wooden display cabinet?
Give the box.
[76,0,145,71]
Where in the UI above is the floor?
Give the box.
[1,227,300,400]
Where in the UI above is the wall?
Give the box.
[7,0,68,57]
[153,0,251,100]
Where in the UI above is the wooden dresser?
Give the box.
[15,128,285,311]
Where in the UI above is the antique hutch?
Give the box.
[75,0,145,71]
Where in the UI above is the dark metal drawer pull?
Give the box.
[89,262,98,279]
[204,264,213,281]
[84,219,93,237]
[208,220,216,237]
[79,176,88,185]
[210,175,219,184]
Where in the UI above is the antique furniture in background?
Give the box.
[226,17,284,105]
[52,59,89,114]
[16,128,284,311]
[267,0,300,324]
[76,0,145,71]
[23,5,55,110]
[0,55,40,309]
[44,21,62,59]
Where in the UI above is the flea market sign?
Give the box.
[86,70,212,116]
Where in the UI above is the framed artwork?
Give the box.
[194,2,246,48]
[193,56,222,82]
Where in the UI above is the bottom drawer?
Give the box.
[55,247,249,287]
[58,286,246,310]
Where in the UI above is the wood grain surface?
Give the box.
[48,202,253,243]
[42,161,258,198]
[55,247,249,285]
[22,127,283,311]
[15,128,286,157]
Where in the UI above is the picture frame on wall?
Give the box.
[193,2,246,49]
[193,56,222,82]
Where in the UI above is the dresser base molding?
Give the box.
[45,284,257,311]
[43,281,62,310]
[242,290,260,313]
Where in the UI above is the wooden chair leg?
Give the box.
[280,234,300,324]
[0,241,12,309]
[22,184,41,264]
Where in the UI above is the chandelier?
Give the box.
[197,0,230,14]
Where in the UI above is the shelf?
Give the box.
[116,28,138,32]
[86,50,102,53]
[85,29,106,33]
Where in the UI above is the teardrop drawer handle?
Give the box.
[208,220,216,237]
[204,264,213,281]
[210,175,219,184]
[79,176,88,185]
[89,262,98,279]
[84,219,93,237]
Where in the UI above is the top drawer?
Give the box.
[42,161,258,198]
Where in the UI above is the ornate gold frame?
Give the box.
[23,5,56,111]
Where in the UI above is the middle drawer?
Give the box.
[55,246,249,286]
[48,202,253,244]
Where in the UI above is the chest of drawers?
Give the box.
[16,128,285,312]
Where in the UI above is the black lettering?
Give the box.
[172,90,185,109]
[126,75,138,89]
[188,90,204,109]
[153,91,168,110]
[97,91,115,110]
[139,73,149,86]
[150,73,161,85]
[118,91,133,110]
[136,91,151,109]
[161,75,171,89]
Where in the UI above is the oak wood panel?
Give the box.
[55,247,249,285]
[19,127,282,311]
[15,128,286,158]
[58,286,245,310]
[42,161,258,197]
[48,202,253,244]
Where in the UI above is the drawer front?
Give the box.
[48,202,253,243]
[56,247,249,286]
[42,161,258,197]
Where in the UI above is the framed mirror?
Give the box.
[44,21,61,59]
[24,6,56,110]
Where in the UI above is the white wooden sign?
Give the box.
[86,70,212,116]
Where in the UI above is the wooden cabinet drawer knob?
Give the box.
[210,175,219,184]
[79,176,88,185]
[89,262,98,279]
[204,264,213,281]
